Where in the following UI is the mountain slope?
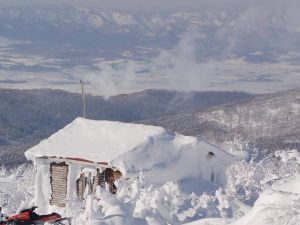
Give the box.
[141,89,300,151]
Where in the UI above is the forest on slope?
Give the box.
[142,88,300,153]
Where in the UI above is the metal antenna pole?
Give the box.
[80,80,86,118]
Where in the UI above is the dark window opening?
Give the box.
[208,151,215,158]
[211,171,215,182]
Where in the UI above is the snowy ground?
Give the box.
[0,149,299,225]
[0,164,34,215]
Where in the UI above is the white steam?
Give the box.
[70,1,300,97]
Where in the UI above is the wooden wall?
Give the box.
[50,162,68,207]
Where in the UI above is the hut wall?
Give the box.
[34,158,52,214]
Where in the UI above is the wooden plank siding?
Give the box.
[50,162,68,207]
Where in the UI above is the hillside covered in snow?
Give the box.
[142,88,300,152]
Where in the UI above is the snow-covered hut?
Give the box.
[25,117,236,210]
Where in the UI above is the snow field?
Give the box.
[0,147,299,225]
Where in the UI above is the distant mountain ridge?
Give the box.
[141,88,300,152]
[0,88,252,166]
[0,5,297,64]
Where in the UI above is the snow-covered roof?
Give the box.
[25,117,236,174]
[25,117,166,162]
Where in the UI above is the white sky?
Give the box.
[0,0,299,12]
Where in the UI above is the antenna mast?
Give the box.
[80,80,86,118]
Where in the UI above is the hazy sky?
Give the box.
[1,0,299,12]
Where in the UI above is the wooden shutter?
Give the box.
[50,162,68,207]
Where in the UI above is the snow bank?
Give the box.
[226,149,300,225]
[182,149,300,225]
[182,218,230,225]
[100,180,235,225]
[272,175,300,194]
[275,149,300,164]
[0,164,35,214]
[230,175,300,225]
[113,133,235,186]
